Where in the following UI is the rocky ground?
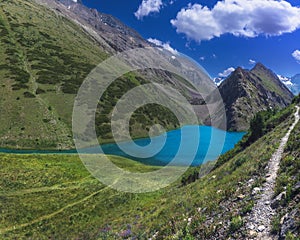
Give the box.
[244,106,300,239]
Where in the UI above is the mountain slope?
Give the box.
[1,99,299,239]
[0,0,205,149]
[278,74,300,95]
[36,0,152,53]
[218,63,294,131]
[0,0,106,149]
[244,106,299,239]
[271,95,300,239]
[291,74,300,95]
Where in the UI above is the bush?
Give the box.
[12,83,28,90]
[229,216,243,233]
[240,201,254,215]
[291,94,300,104]
[23,91,35,98]
[271,215,281,234]
[36,87,46,94]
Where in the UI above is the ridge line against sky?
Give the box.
[82,0,300,78]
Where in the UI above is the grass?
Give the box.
[270,98,300,237]
[0,104,297,239]
[0,0,195,149]
[0,0,106,149]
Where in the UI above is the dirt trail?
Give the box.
[245,106,300,239]
[0,184,110,235]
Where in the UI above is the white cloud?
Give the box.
[134,0,163,20]
[171,0,300,41]
[147,38,178,55]
[249,59,256,65]
[292,50,300,63]
[200,56,205,61]
[218,67,235,77]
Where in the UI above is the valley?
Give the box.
[0,0,299,239]
[0,101,299,239]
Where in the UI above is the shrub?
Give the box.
[271,215,281,234]
[229,216,243,233]
[240,201,254,215]
[23,91,35,98]
[36,87,46,94]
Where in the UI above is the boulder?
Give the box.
[258,225,265,232]
[280,209,298,239]
[271,191,286,209]
[252,187,261,195]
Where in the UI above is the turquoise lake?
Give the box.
[0,126,245,166]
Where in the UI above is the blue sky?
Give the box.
[82,0,300,78]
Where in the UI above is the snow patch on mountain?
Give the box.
[277,75,293,86]
[277,74,300,95]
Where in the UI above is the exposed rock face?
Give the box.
[280,209,299,239]
[271,191,286,209]
[36,0,152,53]
[218,63,294,131]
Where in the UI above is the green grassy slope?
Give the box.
[271,96,300,238]
[0,0,106,149]
[250,63,293,100]
[0,0,184,149]
[0,103,298,239]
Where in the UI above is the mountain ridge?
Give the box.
[0,0,206,149]
[0,1,299,239]
[36,0,152,52]
[218,63,294,131]
[0,0,295,147]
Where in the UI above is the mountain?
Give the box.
[291,74,300,94]
[278,74,300,95]
[39,0,152,52]
[0,0,295,148]
[292,74,300,84]
[0,0,208,149]
[213,76,226,86]
[218,63,294,131]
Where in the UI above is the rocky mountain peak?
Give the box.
[58,0,82,6]
[252,62,269,72]
[218,64,294,131]
[232,67,248,80]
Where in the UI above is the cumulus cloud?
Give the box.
[218,67,235,77]
[135,0,163,20]
[171,0,300,41]
[249,59,256,65]
[147,38,178,54]
[292,50,300,63]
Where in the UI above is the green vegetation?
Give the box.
[0,103,297,239]
[271,215,281,234]
[250,65,290,99]
[0,0,106,149]
[95,73,180,142]
[229,216,243,233]
[270,99,300,237]
[0,0,298,238]
[0,0,183,149]
[213,104,295,169]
